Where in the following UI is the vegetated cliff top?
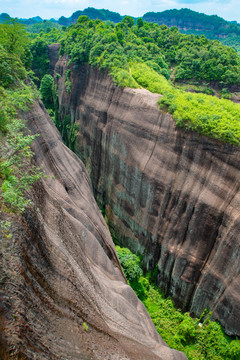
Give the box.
[57,16,240,146]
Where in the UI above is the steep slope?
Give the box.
[56,58,240,337]
[0,98,186,359]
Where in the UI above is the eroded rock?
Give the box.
[56,59,240,337]
[0,99,186,359]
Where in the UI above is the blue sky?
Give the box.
[1,0,239,23]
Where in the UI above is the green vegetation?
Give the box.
[30,38,49,81]
[64,68,72,93]
[132,63,240,145]
[27,20,61,34]
[59,17,240,146]
[116,245,240,360]
[59,15,240,87]
[143,9,240,53]
[0,21,43,213]
[82,322,89,331]
[29,26,63,82]
[40,74,54,108]
[29,22,63,44]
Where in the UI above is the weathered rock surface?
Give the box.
[48,43,61,77]
[0,99,187,359]
[56,59,240,337]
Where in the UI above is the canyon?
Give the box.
[1,44,240,358]
[55,55,240,338]
[0,98,187,359]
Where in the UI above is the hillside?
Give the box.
[143,8,240,52]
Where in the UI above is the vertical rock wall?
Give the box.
[56,59,240,337]
[0,99,186,359]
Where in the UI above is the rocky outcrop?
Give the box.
[56,59,240,337]
[0,99,187,359]
[48,43,60,77]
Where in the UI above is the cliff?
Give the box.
[142,9,240,36]
[56,58,240,337]
[0,98,186,359]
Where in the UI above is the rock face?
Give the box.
[48,43,61,77]
[56,59,240,337]
[0,99,187,359]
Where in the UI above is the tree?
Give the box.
[30,38,49,80]
[122,16,135,28]
[77,15,89,24]
[40,74,54,109]
[0,19,29,57]
[137,18,144,28]
[0,45,26,87]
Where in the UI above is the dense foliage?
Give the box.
[131,63,240,145]
[0,21,42,213]
[39,74,54,108]
[59,16,240,145]
[116,245,240,360]
[60,16,240,86]
[28,25,63,82]
[27,20,61,34]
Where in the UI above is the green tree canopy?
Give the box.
[40,74,54,108]
[0,19,29,56]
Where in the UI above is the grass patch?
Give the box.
[131,63,240,146]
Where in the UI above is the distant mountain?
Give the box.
[18,16,43,25]
[0,13,11,23]
[143,8,240,33]
[58,7,123,26]
[143,9,240,51]
[0,13,43,25]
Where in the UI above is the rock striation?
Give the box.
[56,58,240,337]
[0,98,187,359]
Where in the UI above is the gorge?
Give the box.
[0,97,187,359]
[55,54,240,338]
[1,15,240,360]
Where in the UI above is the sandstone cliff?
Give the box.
[0,98,186,359]
[56,58,240,337]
